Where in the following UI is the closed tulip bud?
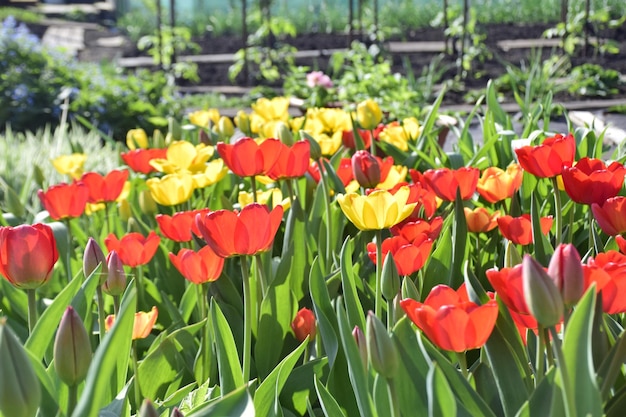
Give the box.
[170,408,185,417]
[504,240,522,268]
[198,128,211,146]
[83,237,107,283]
[217,116,235,139]
[522,255,563,327]
[548,244,584,306]
[153,129,166,148]
[352,150,381,188]
[352,325,368,369]
[0,318,41,417]
[300,130,322,161]
[235,110,251,136]
[401,276,420,300]
[366,311,398,378]
[127,217,141,234]
[357,99,382,130]
[381,252,400,301]
[139,189,157,216]
[118,199,132,223]
[275,121,294,146]
[126,128,149,150]
[291,308,316,342]
[103,251,127,296]
[54,306,92,386]
[138,399,159,417]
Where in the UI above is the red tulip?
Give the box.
[307,158,354,186]
[38,182,89,220]
[400,284,498,352]
[80,169,129,204]
[514,133,576,178]
[0,224,58,289]
[561,157,625,205]
[591,196,626,236]
[291,307,316,342]
[391,216,443,241]
[352,150,381,188]
[196,203,283,258]
[616,235,626,254]
[104,231,161,267]
[367,234,433,276]
[169,246,224,284]
[267,140,310,180]
[497,214,553,246]
[422,167,479,201]
[583,250,626,314]
[120,148,168,174]
[392,181,438,221]
[217,137,282,177]
[156,209,210,242]
[342,129,372,149]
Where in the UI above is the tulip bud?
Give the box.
[548,244,584,306]
[84,237,107,284]
[138,399,159,417]
[168,117,182,142]
[366,311,398,378]
[291,307,316,342]
[0,318,41,417]
[352,150,381,188]
[139,189,157,216]
[118,199,132,223]
[401,276,420,301]
[352,325,368,369]
[153,129,166,148]
[198,128,211,146]
[126,128,149,150]
[357,99,382,130]
[103,250,127,296]
[235,110,251,136]
[218,116,235,139]
[170,408,185,417]
[127,217,141,234]
[504,240,522,268]
[54,306,92,386]
[275,121,294,146]
[300,130,322,161]
[381,252,400,301]
[522,255,564,327]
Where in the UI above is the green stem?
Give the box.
[455,351,469,380]
[386,298,394,331]
[549,326,577,417]
[375,229,383,320]
[134,266,145,310]
[255,254,268,296]
[67,383,77,416]
[545,327,554,367]
[27,289,37,335]
[105,202,112,236]
[316,159,332,271]
[370,128,377,156]
[132,340,142,411]
[64,218,74,283]
[251,176,258,203]
[196,283,209,384]
[387,378,401,417]
[113,295,121,316]
[588,209,598,256]
[551,176,563,245]
[286,179,295,205]
[536,325,545,385]
[241,256,252,383]
[96,286,107,344]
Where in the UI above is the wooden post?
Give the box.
[169,0,176,66]
[443,0,449,54]
[242,0,248,85]
[156,0,163,70]
[348,0,354,46]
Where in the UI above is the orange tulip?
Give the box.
[169,246,225,284]
[476,164,523,203]
[120,148,168,174]
[422,167,479,201]
[591,196,626,236]
[497,214,553,245]
[562,157,626,206]
[514,133,576,178]
[156,209,210,242]
[464,207,500,233]
[217,137,282,177]
[105,306,158,340]
[291,307,316,342]
[38,182,89,220]
[196,203,283,258]
[104,231,161,267]
[267,140,310,180]
[400,284,498,352]
[0,224,58,289]
[80,169,129,204]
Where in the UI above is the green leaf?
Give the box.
[282,197,310,301]
[449,189,468,287]
[340,238,366,331]
[309,257,340,366]
[530,192,552,265]
[185,384,254,417]
[72,286,136,417]
[422,217,453,298]
[254,339,307,417]
[280,358,329,415]
[315,375,347,417]
[427,363,457,417]
[210,300,244,394]
[560,286,603,417]
[514,367,557,417]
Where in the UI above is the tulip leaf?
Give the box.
[137,337,185,402]
[427,363,457,417]
[372,373,391,415]
[210,299,244,394]
[0,276,27,323]
[450,189,469,287]
[26,349,58,415]
[486,79,512,130]
[185,384,254,417]
[598,319,626,400]
[422,217,453,298]
[280,358,329,415]
[282,197,310,301]
[309,257,340,367]
[340,238,366,332]
[315,375,347,417]
[560,286,603,417]
[69,262,102,321]
[515,366,557,417]
[419,85,446,141]
[530,192,552,266]
[72,287,136,417]
[25,270,84,360]
[336,301,377,417]
[254,339,307,417]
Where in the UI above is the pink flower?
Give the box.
[306,71,333,89]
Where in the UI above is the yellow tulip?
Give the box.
[146,173,195,206]
[356,99,382,130]
[149,141,214,174]
[51,153,87,179]
[235,110,251,136]
[377,165,408,190]
[336,186,416,231]
[250,97,291,135]
[238,188,290,210]
[189,109,220,128]
[192,159,229,188]
[301,108,351,156]
[126,129,149,150]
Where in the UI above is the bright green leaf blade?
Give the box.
[309,257,340,366]
[185,384,254,417]
[427,363,457,417]
[210,300,244,394]
[340,238,366,331]
[315,375,347,417]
